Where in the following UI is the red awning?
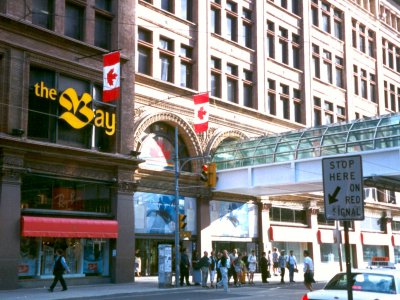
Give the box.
[21,216,118,238]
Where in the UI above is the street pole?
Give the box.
[174,126,180,287]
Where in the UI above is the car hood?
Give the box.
[307,289,397,300]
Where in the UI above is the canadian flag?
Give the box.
[193,93,209,133]
[103,51,120,102]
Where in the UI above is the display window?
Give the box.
[18,237,110,278]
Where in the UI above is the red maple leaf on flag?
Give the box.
[107,68,117,86]
[197,106,207,120]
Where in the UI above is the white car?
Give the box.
[302,269,400,300]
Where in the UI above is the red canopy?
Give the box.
[21,216,118,238]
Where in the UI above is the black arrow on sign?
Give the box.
[329,186,341,204]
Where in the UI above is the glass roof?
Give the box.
[213,113,400,170]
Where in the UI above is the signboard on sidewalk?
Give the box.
[322,155,364,221]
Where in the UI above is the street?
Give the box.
[87,282,326,300]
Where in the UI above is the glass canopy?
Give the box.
[213,113,400,170]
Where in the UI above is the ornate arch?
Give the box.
[132,111,203,158]
[206,129,249,155]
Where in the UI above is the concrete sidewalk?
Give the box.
[0,268,336,300]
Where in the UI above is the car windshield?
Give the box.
[325,272,396,294]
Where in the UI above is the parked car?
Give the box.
[301,269,400,300]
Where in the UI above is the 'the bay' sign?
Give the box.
[322,155,364,221]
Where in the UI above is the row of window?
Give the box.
[311,0,344,41]
[267,79,303,124]
[31,0,113,50]
[211,0,253,48]
[352,19,375,58]
[313,96,346,126]
[141,0,193,21]
[312,44,344,89]
[268,0,300,16]
[353,66,376,103]
[384,81,400,113]
[382,39,400,73]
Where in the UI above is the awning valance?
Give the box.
[21,216,118,238]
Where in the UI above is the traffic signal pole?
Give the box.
[174,126,211,287]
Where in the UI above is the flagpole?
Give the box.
[174,126,180,287]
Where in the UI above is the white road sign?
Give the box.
[322,155,364,221]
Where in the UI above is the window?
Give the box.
[159,37,174,83]
[335,56,343,88]
[267,21,275,59]
[226,14,237,42]
[311,0,319,26]
[211,57,221,98]
[270,207,307,225]
[278,27,288,64]
[292,33,300,69]
[32,0,54,29]
[291,0,300,15]
[242,22,252,48]
[293,88,302,123]
[267,79,276,115]
[138,28,153,76]
[280,84,290,120]
[353,65,359,95]
[322,50,332,84]
[314,96,322,126]
[161,0,173,13]
[95,0,111,11]
[337,105,346,122]
[180,0,193,21]
[95,13,112,50]
[322,3,331,33]
[361,69,368,99]
[227,64,238,103]
[359,24,366,53]
[65,2,84,40]
[324,101,333,124]
[368,30,375,58]
[180,45,192,88]
[370,74,376,103]
[333,9,343,40]
[28,67,115,151]
[211,6,221,34]
[312,44,320,79]
[243,70,253,108]
[226,1,237,12]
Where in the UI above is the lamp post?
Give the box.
[173,126,209,287]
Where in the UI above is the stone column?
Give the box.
[0,151,23,289]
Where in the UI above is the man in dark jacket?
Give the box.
[259,251,269,283]
[199,251,211,287]
[49,249,70,292]
[180,248,191,286]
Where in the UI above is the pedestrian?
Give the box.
[278,250,287,283]
[267,250,272,278]
[134,249,141,277]
[259,251,269,283]
[48,249,70,292]
[209,250,217,288]
[287,250,298,283]
[216,251,222,283]
[199,251,211,288]
[303,250,315,291]
[241,251,249,284]
[233,253,244,287]
[192,251,201,285]
[247,249,257,285]
[272,247,279,275]
[216,249,230,292]
[228,249,238,286]
[179,248,191,286]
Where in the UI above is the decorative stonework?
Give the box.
[132,111,203,157]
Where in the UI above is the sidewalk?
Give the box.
[0,269,336,300]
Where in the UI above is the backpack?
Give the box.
[53,256,65,274]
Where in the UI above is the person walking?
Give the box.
[272,247,279,275]
[48,249,70,292]
[303,250,315,291]
[278,250,287,283]
[209,250,217,288]
[199,251,211,288]
[287,250,298,283]
[179,248,191,286]
[216,250,230,292]
[247,250,257,285]
[228,249,238,286]
[259,251,269,283]
[216,251,222,283]
[192,251,201,285]
[233,253,244,287]
[267,250,272,278]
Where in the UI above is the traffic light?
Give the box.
[200,164,208,183]
[207,162,217,188]
[179,214,187,230]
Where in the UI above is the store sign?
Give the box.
[34,81,116,135]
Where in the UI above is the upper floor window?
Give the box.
[226,14,237,42]
[138,28,153,76]
[211,7,221,34]
[180,0,193,21]
[65,2,84,41]
[161,0,173,13]
[211,57,222,98]
[95,0,111,11]
[32,0,54,30]
[180,45,193,88]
